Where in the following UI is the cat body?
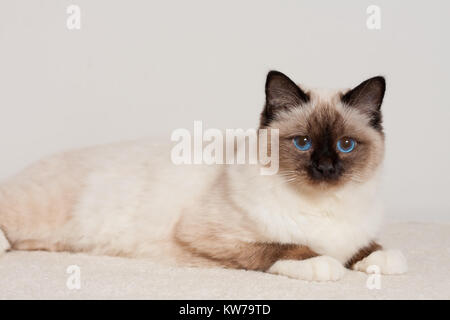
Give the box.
[0,71,407,281]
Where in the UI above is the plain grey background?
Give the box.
[0,0,449,222]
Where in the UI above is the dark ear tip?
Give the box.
[267,70,283,75]
[266,70,285,80]
[265,70,288,90]
[373,75,386,82]
[370,76,386,89]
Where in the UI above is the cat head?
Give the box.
[260,71,386,189]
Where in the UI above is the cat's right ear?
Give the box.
[260,71,309,127]
[341,76,386,130]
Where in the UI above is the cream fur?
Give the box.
[353,249,408,275]
[0,139,384,266]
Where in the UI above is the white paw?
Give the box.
[268,256,346,281]
[0,229,11,256]
[353,249,407,275]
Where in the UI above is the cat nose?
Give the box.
[316,160,335,176]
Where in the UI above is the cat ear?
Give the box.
[341,76,386,130]
[261,71,309,127]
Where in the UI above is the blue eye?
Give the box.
[293,136,312,151]
[337,138,356,153]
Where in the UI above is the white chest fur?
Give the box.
[228,166,384,263]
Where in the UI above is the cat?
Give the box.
[0,71,407,281]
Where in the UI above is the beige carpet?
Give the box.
[0,222,449,300]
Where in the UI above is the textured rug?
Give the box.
[0,222,448,300]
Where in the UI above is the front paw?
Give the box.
[268,256,346,281]
[353,249,407,275]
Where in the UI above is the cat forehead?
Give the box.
[271,90,372,137]
[300,85,344,102]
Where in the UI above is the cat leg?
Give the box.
[267,256,346,281]
[175,230,346,281]
[0,228,11,256]
[174,215,345,281]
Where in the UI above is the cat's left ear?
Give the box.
[341,76,386,130]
